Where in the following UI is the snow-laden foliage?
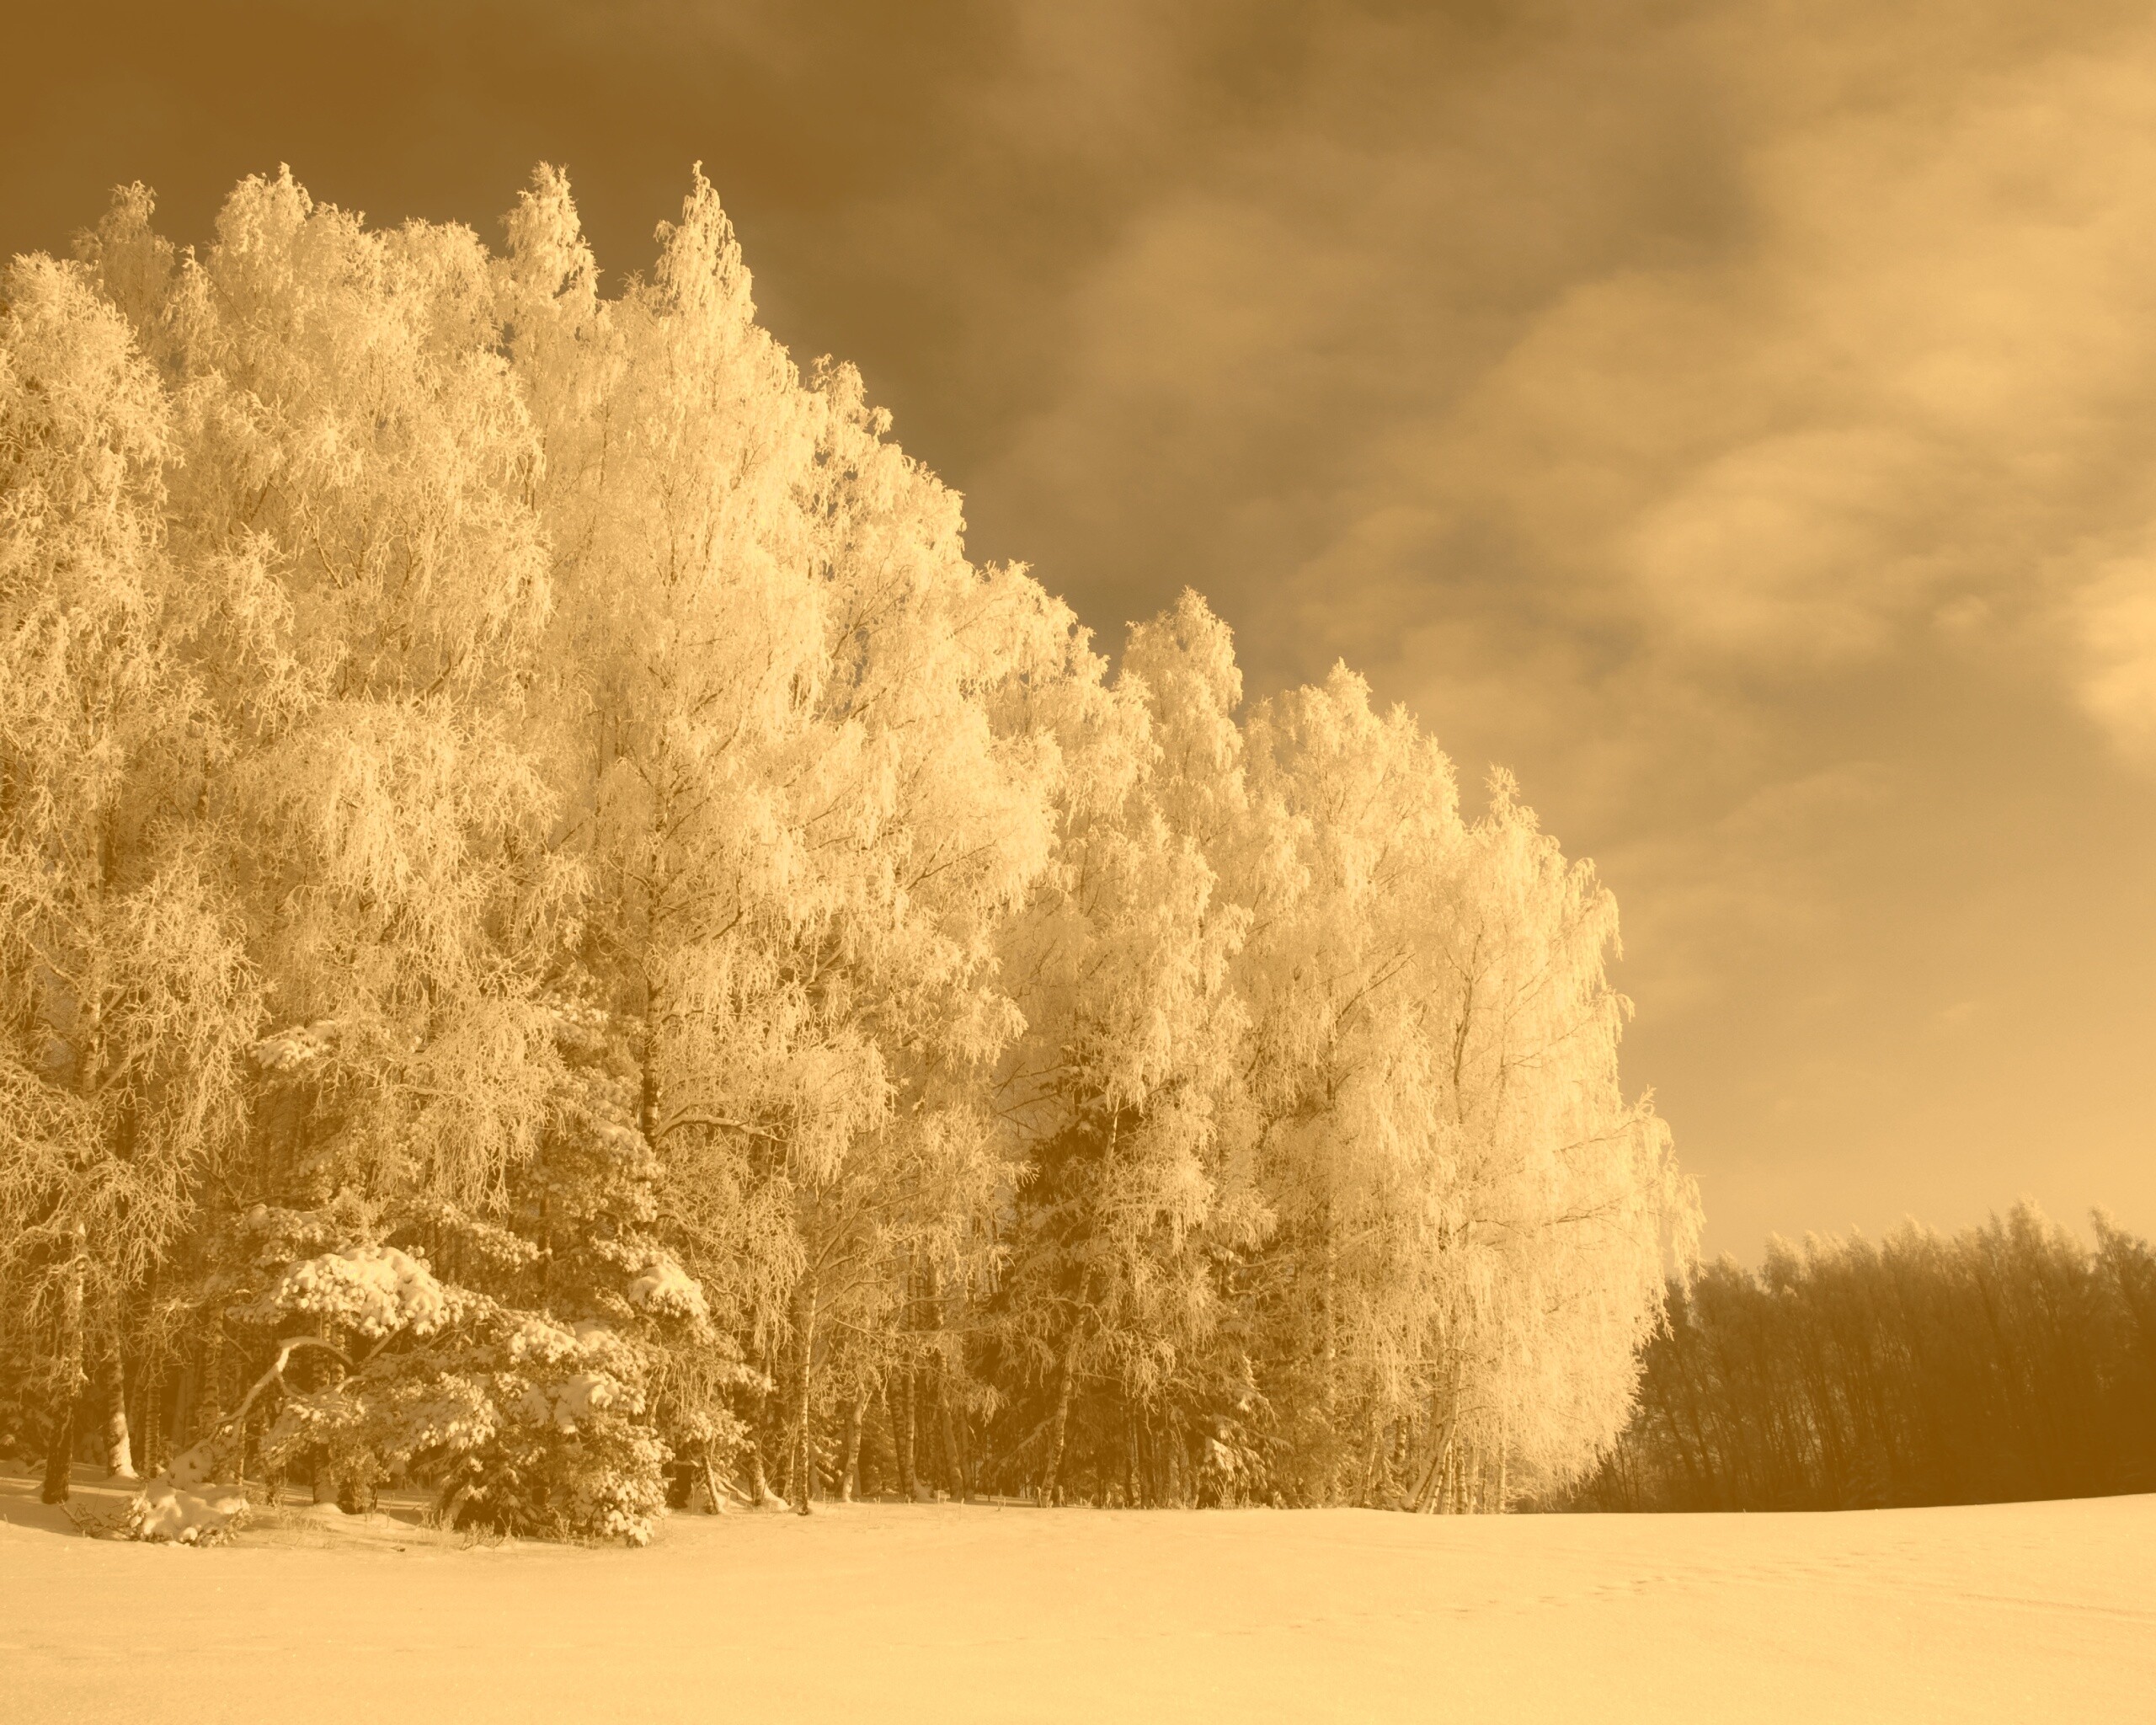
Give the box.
[0,166,1696,1532]
[248,1257,673,1545]
[243,1245,449,1340]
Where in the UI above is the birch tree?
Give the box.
[989,592,1271,1501]
[0,254,253,1501]
[0,164,1695,1527]
[1242,668,1694,1505]
[509,169,1075,1504]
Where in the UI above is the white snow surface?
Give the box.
[2,1470,2150,1722]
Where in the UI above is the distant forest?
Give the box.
[1560,1204,2156,1513]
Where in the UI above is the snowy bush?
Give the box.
[235,1244,450,1339]
[236,1250,675,1544]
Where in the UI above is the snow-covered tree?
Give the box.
[986,592,1270,1503]
[0,165,1694,1531]
[1240,665,1694,1506]
[0,253,253,1502]
[503,168,1078,1505]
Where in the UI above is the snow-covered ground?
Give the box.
[3,1468,2150,1723]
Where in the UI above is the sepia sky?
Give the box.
[7,0,2153,1255]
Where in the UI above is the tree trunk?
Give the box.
[135,1359,165,1478]
[1359,1410,1385,1508]
[865,1377,897,1499]
[40,1395,77,1504]
[1042,1338,1078,1503]
[841,1386,865,1503]
[789,1273,819,1515]
[194,1306,227,1455]
[99,1346,136,1479]
[1123,1390,1140,1507]
[171,1359,198,1461]
[638,978,663,1150]
[895,1365,919,1499]
[1412,1397,1456,1514]
[39,1223,89,1504]
[937,1361,967,1502]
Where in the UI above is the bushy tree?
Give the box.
[1233,665,1692,1509]
[0,252,253,1502]
[0,165,1696,1535]
[984,593,1268,1503]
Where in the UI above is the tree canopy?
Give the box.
[0,167,1696,1539]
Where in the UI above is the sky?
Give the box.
[5,0,2153,1256]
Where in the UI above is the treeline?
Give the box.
[0,167,1694,1542]
[1561,1204,2156,1513]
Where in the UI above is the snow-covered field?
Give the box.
[3,1470,2151,1723]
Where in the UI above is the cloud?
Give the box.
[2073,554,2156,754]
[8,0,2156,1247]
[862,3,2156,777]
[887,1,2156,1247]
